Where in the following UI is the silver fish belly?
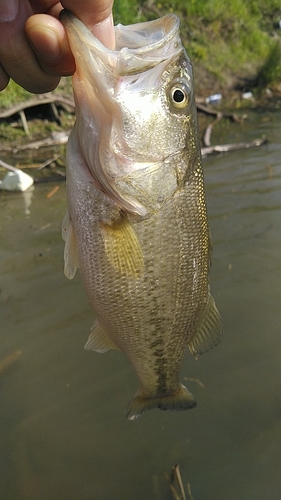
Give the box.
[61,11,223,419]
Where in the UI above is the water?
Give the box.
[1,110,281,500]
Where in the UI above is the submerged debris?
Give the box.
[169,464,195,500]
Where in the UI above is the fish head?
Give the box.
[61,11,198,215]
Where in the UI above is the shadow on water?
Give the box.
[0,110,281,500]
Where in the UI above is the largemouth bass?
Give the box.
[61,11,223,420]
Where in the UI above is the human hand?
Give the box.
[0,0,114,93]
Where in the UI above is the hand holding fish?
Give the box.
[0,0,114,93]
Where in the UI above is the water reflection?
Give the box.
[0,111,281,500]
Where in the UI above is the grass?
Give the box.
[113,0,281,88]
[0,77,75,143]
[1,0,281,112]
[0,106,75,143]
[0,80,33,109]
[256,40,281,87]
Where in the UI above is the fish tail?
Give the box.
[124,383,196,420]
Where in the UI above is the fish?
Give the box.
[60,11,223,420]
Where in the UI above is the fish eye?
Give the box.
[169,83,190,110]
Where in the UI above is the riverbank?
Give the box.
[1,1,281,146]
[113,0,281,96]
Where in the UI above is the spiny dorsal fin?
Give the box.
[100,212,144,278]
[61,211,79,279]
[84,320,119,353]
[188,293,223,359]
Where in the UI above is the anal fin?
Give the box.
[188,293,223,359]
[84,320,119,353]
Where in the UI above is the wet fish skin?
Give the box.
[61,11,223,419]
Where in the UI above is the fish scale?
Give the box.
[61,11,223,419]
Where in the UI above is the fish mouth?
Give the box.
[61,12,186,216]
[60,11,182,76]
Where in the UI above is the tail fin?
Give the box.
[124,383,196,420]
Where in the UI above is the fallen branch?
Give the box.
[0,94,75,134]
[1,130,71,153]
[203,116,223,147]
[0,158,19,173]
[201,137,267,156]
[36,154,61,170]
[0,94,74,119]
[196,102,240,122]
[196,101,242,148]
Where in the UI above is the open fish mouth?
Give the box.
[60,11,182,74]
[60,11,191,216]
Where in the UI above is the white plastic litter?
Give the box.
[0,160,34,191]
[242,91,254,100]
[206,93,222,104]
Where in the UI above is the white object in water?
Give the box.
[0,160,34,191]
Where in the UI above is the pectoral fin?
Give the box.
[62,211,79,279]
[84,320,119,353]
[188,293,223,359]
[100,213,144,278]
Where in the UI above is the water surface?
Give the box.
[1,110,281,499]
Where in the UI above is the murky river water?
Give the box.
[1,109,281,500]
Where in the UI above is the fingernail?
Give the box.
[92,13,115,50]
[0,0,20,22]
[27,26,61,58]
[0,63,9,91]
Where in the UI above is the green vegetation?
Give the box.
[0,80,33,109]
[0,115,74,143]
[257,40,281,87]
[1,0,281,116]
[0,78,75,143]
[113,0,281,90]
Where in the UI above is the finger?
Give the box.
[0,64,10,91]
[61,0,113,26]
[91,12,114,50]
[25,14,75,77]
[29,1,62,18]
[61,0,115,49]
[0,0,60,93]
[29,1,62,15]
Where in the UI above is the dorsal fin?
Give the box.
[84,320,119,353]
[100,212,144,278]
[62,211,79,279]
[188,293,223,359]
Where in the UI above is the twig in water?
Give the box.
[37,154,60,170]
[171,464,187,500]
[46,185,60,199]
[187,483,195,500]
[169,482,182,500]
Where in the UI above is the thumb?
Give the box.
[61,0,115,49]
